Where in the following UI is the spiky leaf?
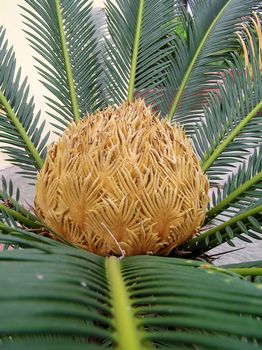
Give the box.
[1,233,262,349]
[0,27,48,179]
[161,0,257,133]
[103,0,179,107]
[21,0,102,131]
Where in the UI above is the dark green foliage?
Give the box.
[0,27,49,179]
[1,233,262,349]
[22,0,102,130]
[0,1,261,348]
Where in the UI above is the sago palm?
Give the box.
[0,0,262,349]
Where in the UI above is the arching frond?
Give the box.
[222,260,262,283]
[0,175,38,227]
[160,0,257,133]
[0,2,262,348]
[0,27,49,179]
[103,0,179,107]
[0,178,44,238]
[193,33,262,181]
[21,0,102,131]
[183,198,262,256]
[1,235,262,350]
[207,146,262,221]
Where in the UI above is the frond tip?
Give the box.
[34,100,209,256]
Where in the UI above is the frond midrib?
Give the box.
[183,204,262,252]
[106,256,150,350]
[54,0,80,122]
[201,100,262,172]
[127,0,145,102]
[166,0,231,121]
[207,170,262,220]
[0,90,43,170]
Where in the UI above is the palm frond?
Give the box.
[1,175,20,203]
[21,0,102,131]
[0,177,44,236]
[0,27,49,179]
[1,236,262,349]
[207,145,262,221]
[0,175,38,224]
[222,260,262,269]
[160,0,257,133]
[0,201,43,231]
[183,197,262,256]
[103,0,179,107]
[193,41,262,181]
[0,177,50,241]
[222,260,262,283]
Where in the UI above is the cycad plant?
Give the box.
[0,0,262,349]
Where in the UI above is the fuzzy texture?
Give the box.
[35,100,209,256]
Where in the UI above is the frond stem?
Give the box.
[54,0,80,122]
[106,256,146,350]
[226,267,262,276]
[166,1,230,122]
[202,101,262,172]
[207,170,262,220]
[0,217,74,247]
[0,191,38,221]
[0,90,43,169]
[0,204,42,229]
[127,0,145,102]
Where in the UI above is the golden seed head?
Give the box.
[34,100,209,256]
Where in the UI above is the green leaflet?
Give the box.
[22,0,102,130]
[0,90,43,170]
[161,0,257,132]
[0,27,48,178]
[201,101,262,173]
[183,202,262,255]
[1,239,262,349]
[104,0,177,106]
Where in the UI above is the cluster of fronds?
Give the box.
[0,1,261,349]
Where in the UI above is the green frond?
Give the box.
[194,49,262,181]
[0,178,44,235]
[1,237,262,349]
[21,0,102,131]
[225,267,262,277]
[182,198,262,256]
[0,176,38,224]
[0,177,63,242]
[1,2,262,347]
[222,260,262,283]
[207,146,262,221]
[103,0,179,107]
[0,27,49,178]
[223,260,262,269]
[1,175,20,203]
[0,205,42,231]
[160,0,257,133]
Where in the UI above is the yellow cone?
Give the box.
[35,100,209,256]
